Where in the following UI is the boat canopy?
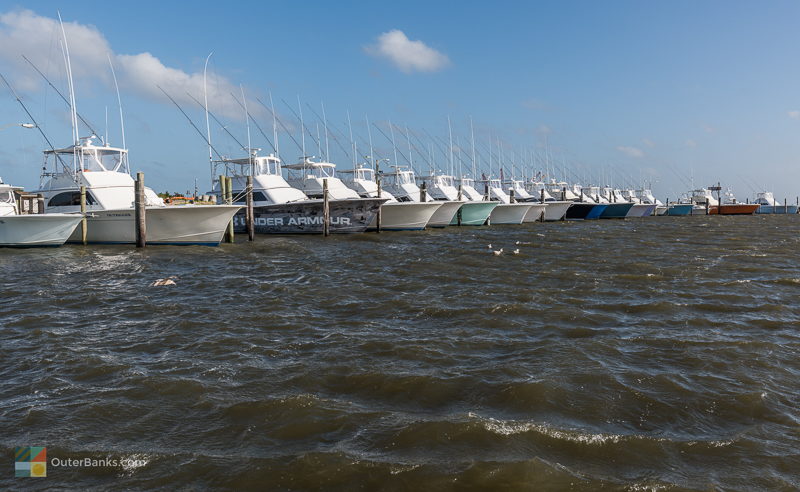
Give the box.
[45,137,129,174]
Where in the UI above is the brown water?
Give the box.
[1,215,799,490]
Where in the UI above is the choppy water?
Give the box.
[2,215,799,490]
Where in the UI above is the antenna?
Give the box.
[366,114,375,170]
[269,91,279,159]
[203,52,214,181]
[297,95,305,159]
[107,54,126,151]
[389,119,398,166]
[470,117,476,179]
[347,110,355,167]
[321,101,330,162]
[447,116,454,176]
[240,84,252,176]
[405,125,413,169]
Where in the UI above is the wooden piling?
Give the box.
[509,189,515,203]
[322,178,330,237]
[225,176,234,243]
[457,184,463,226]
[561,186,566,201]
[540,188,545,204]
[80,185,88,245]
[36,193,44,214]
[420,182,427,202]
[246,175,254,241]
[134,172,146,247]
[376,174,382,233]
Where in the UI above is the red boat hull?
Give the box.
[709,204,760,215]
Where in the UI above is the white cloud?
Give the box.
[789,110,800,120]
[365,29,450,73]
[522,98,548,111]
[703,125,715,133]
[0,9,246,119]
[685,139,697,148]
[642,138,655,148]
[616,145,644,158]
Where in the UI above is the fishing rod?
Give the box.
[254,96,303,155]
[158,85,224,161]
[372,121,410,168]
[22,54,100,139]
[185,92,247,153]
[229,91,276,153]
[0,70,74,177]
[303,102,351,160]
[280,97,320,154]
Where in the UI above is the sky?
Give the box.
[0,1,799,200]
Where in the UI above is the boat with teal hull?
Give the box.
[756,205,798,214]
[599,202,634,219]
[450,202,497,226]
[665,204,693,216]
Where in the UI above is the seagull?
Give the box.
[151,277,177,286]
[512,249,520,255]
[487,244,492,249]
[515,240,521,245]
[493,248,503,256]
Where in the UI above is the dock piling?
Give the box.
[246,175,254,241]
[134,172,146,247]
[36,193,44,214]
[225,176,234,243]
[80,185,88,245]
[323,178,330,237]
[420,182,427,202]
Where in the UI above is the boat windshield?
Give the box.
[81,147,126,172]
[460,178,474,187]
[489,179,502,188]
[356,168,374,181]
[0,188,13,203]
[254,157,280,176]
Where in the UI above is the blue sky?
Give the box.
[1,1,799,200]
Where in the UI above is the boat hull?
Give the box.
[567,203,602,220]
[599,202,635,219]
[0,214,82,247]
[625,203,656,217]
[427,201,463,227]
[367,202,442,231]
[756,205,799,214]
[234,198,385,234]
[543,201,571,221]
[709,204,759,215]
[68,205,241,245]
[522,203,547,223]
[691,206,708,215]
[655,205,669,216]
[489,203,533,224]
[665,204,693,216]
[450,201,497,226]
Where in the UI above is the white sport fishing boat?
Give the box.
[218,154,386,234]
[0,178,82,247]
[421,173,497,226]
[38,137,240,245]
[526,180,572,221]
[505,179,547,222]
[339,165,441,231]
[381,166,461,227]
[456,177,498,225]
[475,178,533,224]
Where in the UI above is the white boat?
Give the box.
[504,180,546,222]
[476,178,533,225]
[619,189,657,217]
[37,137,241,245]
[422,173,498,226]
[217,154,385,234]
[339,165,441,231]
[382,167,461,227]
[0,179,82,247]
[526,180,572,221]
